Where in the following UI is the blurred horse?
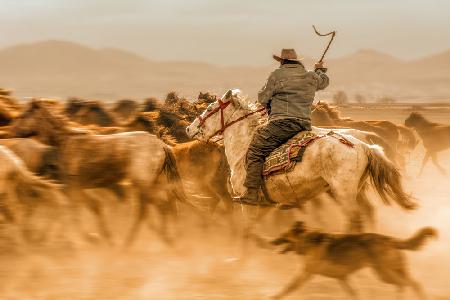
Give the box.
[173,141,233,216]
[312,102,417,167]
[0,145,65,244]
[9,100,187,246]
[0,138,59,180]
[405,112,450,174]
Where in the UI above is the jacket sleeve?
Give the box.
[314,69,329,91]
[258,72,277,106]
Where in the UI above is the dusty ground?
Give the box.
[0,106,449,300]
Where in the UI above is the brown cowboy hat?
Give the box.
[272,48,303,62]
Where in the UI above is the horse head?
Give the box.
[404,112,426,128]
[186,89,248,141]
[9,99,48,138]
[10,99,67,145]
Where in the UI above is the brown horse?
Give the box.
[112,99,139,121]
[9,100,187,246]
[172,141,233,216]
[405,112,450,174]
[312,102,417,167]
[0,138,59,180]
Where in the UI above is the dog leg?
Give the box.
[338,278,359,300]
[270,271,311,300]
[430,152,447,175]
[419,151,430,175]
[396,286,405,300]
[406,277,427,300]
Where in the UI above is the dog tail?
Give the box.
[363,145,417,210]
[394,227,437,251]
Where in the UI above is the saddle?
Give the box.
[262,130,354,176]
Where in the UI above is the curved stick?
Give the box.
[312,25,336,63]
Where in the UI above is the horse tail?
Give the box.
[394,227,437,250]
[162,145,187,203]
[362,145,417,210]
[365,133,402,167]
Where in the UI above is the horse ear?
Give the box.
[292,221,305,235]
[30,99,41,109]
[223,90,233,100]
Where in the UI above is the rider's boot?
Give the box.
[234,188,275,206]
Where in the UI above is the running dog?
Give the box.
[270,221,437,300]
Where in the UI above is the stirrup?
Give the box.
[278,202,300,210]
[233,196,276,207]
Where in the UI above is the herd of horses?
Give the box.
[0,87,449,251]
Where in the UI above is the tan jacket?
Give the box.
[258,63,329,122]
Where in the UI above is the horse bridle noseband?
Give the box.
[194,98,266,140]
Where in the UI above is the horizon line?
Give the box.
[1,39,449,68]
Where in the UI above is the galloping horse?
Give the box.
[0,145,65,243]
[186,90,417,231]
[9,100,187,246]
[405,112,450,175]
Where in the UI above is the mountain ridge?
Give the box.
[0,40,449,101]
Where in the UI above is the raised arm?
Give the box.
[314,69,329,91]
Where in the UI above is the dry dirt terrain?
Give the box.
[0,106,449,300]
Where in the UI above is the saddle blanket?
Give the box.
[262,130,354,176]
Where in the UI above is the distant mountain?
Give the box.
[0,40,449,101]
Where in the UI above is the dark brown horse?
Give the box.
[9,100,187,246]
[405,112,450,174]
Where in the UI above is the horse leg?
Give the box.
[150,195,177,246]
[335,189,363,233]
[430,152,447,175]
[240,206,274,255]
[123,189,148,248]
[202,184,234,227]
[338,277,359,300]
[201,185,221,214]
[0,193,15,223]
[419,151,430,175]
[21,203,39,243]
[356,188,375,230]
[84,193,114,246]
[309,196,326,227]
[64,186,107,245]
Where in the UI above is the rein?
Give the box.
[196,99,266,139]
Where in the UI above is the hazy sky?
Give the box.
[1,0,449,65]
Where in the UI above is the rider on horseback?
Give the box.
[237,48,329,206]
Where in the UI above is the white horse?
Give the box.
[186,89,417,231]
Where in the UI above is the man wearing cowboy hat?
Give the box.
[238,48,329,206]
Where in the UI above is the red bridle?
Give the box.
[196,99,266,139]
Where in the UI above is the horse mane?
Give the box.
[226,90,266,130]
[36,100,71,126]
[64,97,87,116]
[24,100,81,143]
[408,112,438,126]
[113,99,138,112]
[142,97,162,112]
[0,102,15,126]
[315,101,346,120]
[72,100,116,127]
[112,99,138,119]
[127,112,159,133]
